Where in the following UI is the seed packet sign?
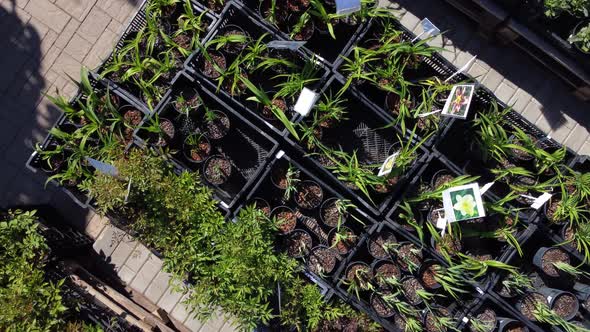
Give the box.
[441,84,475,119]
[442,183,485,222]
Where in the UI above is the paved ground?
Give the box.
[0,0,588,330]
[386,0,590,154]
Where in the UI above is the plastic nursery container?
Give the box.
[184,1,330,137]
[284,74,429,217]
[133,71,279,211]
[458,293,540,332]
[94,0,218,111]
[231,150,380,294]
[26,75,150,208]
[490,225,590,330]
[333,220,478,332]
[333,16,467,148]
[236,0,370,67]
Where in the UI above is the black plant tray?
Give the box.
[134,71,279,210]
[184,1,330,137]
[26,76,149,208]
[332,220,478,332]
[237,0,370,67]
[459,293,543,332]
[95,0,218,111]
[232,150,378,294]
[284,74,429,217]
[332,16,468,148]
[489,225,590,330]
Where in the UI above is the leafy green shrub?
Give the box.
[545,0,589,18]
[0,210,67,331]
[569,22,590,53]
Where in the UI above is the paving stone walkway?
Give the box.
[385,0,590,155]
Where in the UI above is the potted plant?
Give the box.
[372,259,401,289]
[329,226,358,255]
[468,308,497,332]
[294,180,324,210]
[307,245,338,275]
[271,206,297,234]
[533,247,571,278]
[569,21,590,54]
[400,276,427,306]
[202,154,232,185]
[367,231,397,260]
[343,262,374,299]
[182,133,211,163]
[320,197,352,228]
[247,197,271,216]
[284,229,312,258]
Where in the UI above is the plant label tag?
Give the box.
[377,152,399,177]
[479,181,495,194]
[418,109,442,118]
[335,0,361,15]
[441,84,476,120]
[445,55,477,83]
[276,150,285,159]
[86,157,118,176]
[436,216,447,230]
[267,40,306,50]
[294,88,319,116]
[411,18,440,42]
[442,183,486,222]
[124,177,132,203]
[531,192,552,210]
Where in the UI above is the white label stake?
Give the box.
[377,152,399,177]
[445,55,477,83]
[411,18,440,42]
[86,157,119,177]
[531,193,553,210]
[294,88,319,116]
[418,109,442,118]
[479,181,495,195]
[335,0,361,15]
[267,40,306,50]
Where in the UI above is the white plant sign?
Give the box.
[377,152,399,177]
[267,40,306,50]
[442,183,486,222]
[335,0,361,15]
[294,87,319,116]
[86,157,118,177]
[441,84,476,120]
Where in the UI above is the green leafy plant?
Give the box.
[569,22,590,53]
[500,271,533,296]
[533,300,590,332]
[545,0,589,18]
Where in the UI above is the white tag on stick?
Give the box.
[335,0,361,15]
[267,40,306,50]
[294,88,319,116]
[411,18,440,42]
[377,152,399,177]
[479,181,495,195]
[531,193,552,210]
[86,157,118,177]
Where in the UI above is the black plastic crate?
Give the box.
[184,1,330,137]
[331,220,478,332]
[237,0,370,67]
[332,16,467,148]
[95,0,218,111]
[232,150,379,292]
[26,75,149,208]
[133,71,279,210]
[284,74,429,217]
[489,225,590,331]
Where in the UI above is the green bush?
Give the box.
[0,210,67,331]
[545,0,589,18]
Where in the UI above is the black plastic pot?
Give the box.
[155,118,175,147]
[247,197,271,217]
[371,259,401,289]
[172,88,202,115]
[182,133,211,164]
[538,286,579,321]
[202,110,230,140]
[516,292,548,321]
[573,282,590,308]
[532,246,570,278]
[285,229,313,259]
[468,308,497,332]
[366,231,397,260]
[370,290,396,318]
[319,197,348,228]
[270,205,297,235]
[293,180,324,210]
[571,20,590,55]
[400,275,424,306]
[307,245,339,275]
[199,50,227,79]
[430,169,455,191]
[497,317,529,332]
[286,14,315,41]
[202,155,233,186]
[217,24,250,54]
[328,226,357,256]
[419,260,442,291]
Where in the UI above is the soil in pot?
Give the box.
[373,260,401,289]
[370,290,396,318]
[469,308,496,332]
[98,93,120,114]
[121,106,143,126]
[420,262,441,290]
[271,166,289,190]
[509,138,534,161]
[285,229,312,258]
[203,155,232,185]
[203,110,230,140]
[502,321,528,332]
[40,148,64,174]
[424,307,452,332]
[345,262,373,289]
[307,246,338,275]
[249,197,271,216]
[294,181,323,210]
[183,134,211,163]
[431,170,455,190]
[261,96,288,121]
[368,231,397,260]
[385,92,415,118]
[320,198,348,228]
[287,15,315,41]
[271,206,297,234]
[401,276,424,306]
[329,227,358,255]
[519,292,548,321]
[200,51,226,79]
[434,234,462,257]
[551,292,578,320]
[545,196,565,224]
[173,90,201,115]
[538,247,570,277]
[396,242,423,272]
[156,118,176,146]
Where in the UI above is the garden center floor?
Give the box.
[0,0,589,330]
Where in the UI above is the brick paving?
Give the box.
[0,0,589,330]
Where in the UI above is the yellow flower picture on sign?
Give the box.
[442,183,485,222]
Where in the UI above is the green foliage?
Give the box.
[545,0,589,18]
[0,210,68,331]
[569,22,590,53]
